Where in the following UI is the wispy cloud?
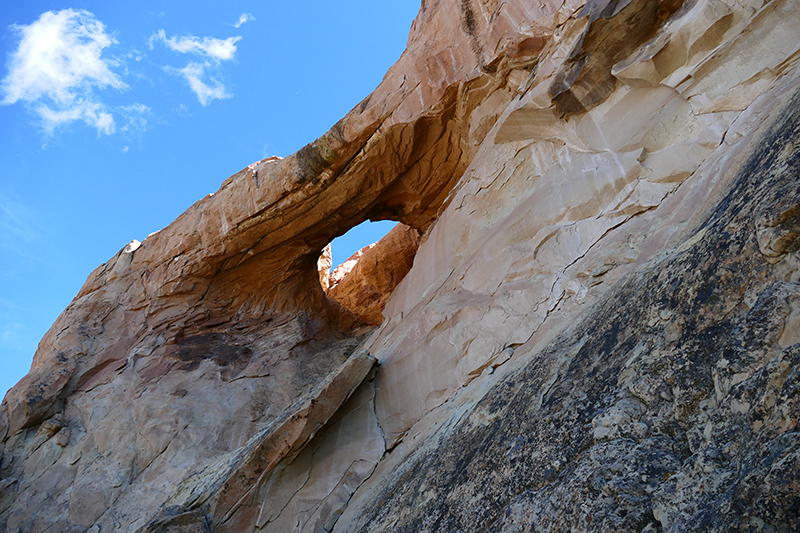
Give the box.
[0,191,40,258]
[149,30,241,61]
[118,102,154,135]
[170,63,230,106]
[150,29,240,106]
[1,9,126,134]
[233,13,256,28]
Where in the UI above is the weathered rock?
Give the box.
[226,378,385,533]
[366,0,800,448]
[138,348,376,532]
[0,317,378,530]
[2,0,800,532]
[336,85,800,531]
[317,244,332,292]
[327,223,420,325]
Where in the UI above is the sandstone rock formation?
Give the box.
[2,0,800,531]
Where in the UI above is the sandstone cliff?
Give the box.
[2,0,799,531]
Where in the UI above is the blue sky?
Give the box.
[0,1,417,397]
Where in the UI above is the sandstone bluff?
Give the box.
[2,0,800,531]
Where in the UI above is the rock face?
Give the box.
[2,0,800,532]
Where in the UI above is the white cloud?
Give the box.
[149,30,241,61]
[1,9,125,135]
[126,48,145,62]
[233,13,256,28]
[119,102,153,134]
[151,29,241,106]
[36,100,115,134]
[171,62,230,106]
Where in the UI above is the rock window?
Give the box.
[318,220,420,326]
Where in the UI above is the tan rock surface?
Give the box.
[368,0,800,447]
[2,0,800,531]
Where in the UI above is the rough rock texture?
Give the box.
[2,0,800,531]
[327,223,420,325]
[338,95,800,531]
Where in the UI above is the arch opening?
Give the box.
[318,220,420,326]
[330,220,398,269]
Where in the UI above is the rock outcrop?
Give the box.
[2,0,799,531]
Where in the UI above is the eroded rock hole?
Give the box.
[319,221,421,326]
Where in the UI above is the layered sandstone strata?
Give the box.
[2,0,799,532]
